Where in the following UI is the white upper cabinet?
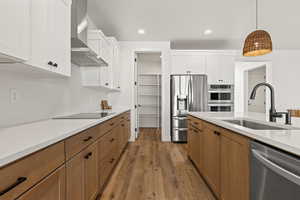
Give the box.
[206,54,235,84]
[88,30,111,64]
[81,30,120,91]
[171,51,236,84]
[171,51,206,74]
[0,0,30,62]
[26,0,71,76]
[107,37,121,90]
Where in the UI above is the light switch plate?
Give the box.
[10,88,18,104]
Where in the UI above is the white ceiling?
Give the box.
[88,0,300,49]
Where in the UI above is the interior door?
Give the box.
[134,54,140,139]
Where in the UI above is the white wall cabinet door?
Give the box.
[206,54,235,84]
[219,55,235,84]
[113,44,121,89]
[47,0,71,76]
[0,0,30,62]
[171,54,206,74]
[83,30,114,88]
[206,54,220,84]
[107,37,121,90]
[26,0,71,76]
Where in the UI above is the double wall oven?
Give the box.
[208,84,234,112]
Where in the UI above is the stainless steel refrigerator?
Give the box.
[171,75,208,142]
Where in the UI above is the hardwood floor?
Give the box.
[99,128,215,200]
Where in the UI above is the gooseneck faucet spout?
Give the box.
[250,82,292,124]
[250,83,276,115]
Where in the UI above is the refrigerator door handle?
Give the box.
[187,76,192,111]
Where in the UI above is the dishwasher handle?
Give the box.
[252,149,300,186]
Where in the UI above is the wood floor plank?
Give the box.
[100,128,215,200]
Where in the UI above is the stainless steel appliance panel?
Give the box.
[171,75,189,117]
[208,84,234,103]
[171,75,208,142]
[172,128,187,142]
[251,141,300,200]
[172,117,187,128]
[208,103,233,112]
[188,75,208,112]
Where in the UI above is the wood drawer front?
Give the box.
[125,112,130,120]
[0,142,65,200]
[99,150,118,190]
[119,113,127,122]
[188,116,203,130]
[65,126,98,160]
[98,129,118,161]
[66,142,98,200]
[16,166,65,200]
[220,127,249,146]
[100,118,118,136]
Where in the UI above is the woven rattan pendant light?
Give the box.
[243,0,272,56]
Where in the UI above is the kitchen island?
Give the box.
[187,111,300,200]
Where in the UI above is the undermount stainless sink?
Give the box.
[223,120,288,130]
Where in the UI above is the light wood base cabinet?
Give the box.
[187,115,250,200]
[16,166,65,200]
[0,111,130,200]
[187,126,202,170]
[220,129,250,200]
[202,123,220,197]
[66,142,98,200]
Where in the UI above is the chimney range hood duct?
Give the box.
[71,0,108,67]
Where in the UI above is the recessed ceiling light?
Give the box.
[204,29,213,35]
[138,29,146,35]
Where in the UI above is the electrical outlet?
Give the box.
[10,88,19,104]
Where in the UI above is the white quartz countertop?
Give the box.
[188,112,300,157]
[0,108,131,168]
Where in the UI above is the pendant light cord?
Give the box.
[256,0,258,29]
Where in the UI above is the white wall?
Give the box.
[0,65,109,127]
[109,42,171,141]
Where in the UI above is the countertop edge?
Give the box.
[188,113,300,157]
[0,109,131,168]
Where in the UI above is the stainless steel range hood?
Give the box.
[71,0,108,67]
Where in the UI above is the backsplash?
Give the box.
[0,65,109,127]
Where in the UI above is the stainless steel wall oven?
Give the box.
[208,84,234,112]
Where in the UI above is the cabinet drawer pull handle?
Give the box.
[53,63,58,67]
[0,177,27,196]
[47,61,53,66]
[84,152,92,159]
[110,123,114,126]
[194,122,199,125]
[83,136,93,142]
[110,138,115,142]
[214,131,221,136]
[121,124,125,127]
[109,158,115,164]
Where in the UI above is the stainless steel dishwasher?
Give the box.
[251,141,300,200]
